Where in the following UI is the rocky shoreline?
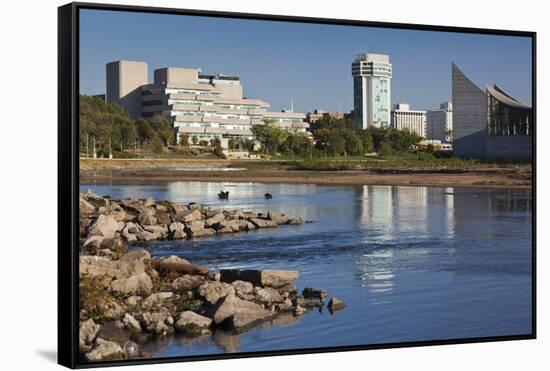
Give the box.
[79,190,345,362]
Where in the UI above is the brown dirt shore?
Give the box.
[79,159,532,189]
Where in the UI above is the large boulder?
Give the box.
[117,250,151,276]
[174,311,212,336]
[254,287,283,305]
[212,293,272,331]
[249,218,278,228]
[138,210,157,226]
[142,292,174,309]
[168,222,186,240]
[267,212,289,225]
[80,196,96,215]
[88,215,120,239]
[172,275,207,292]
[136,230,162,242]
[79,318,100,349]
[174,209,202,223]
[232,280,254,301]
[213,220,241,234]
[184,224,216,238]
[123,313,142,333]
[100,237,128,254]
[111,273,153,295]
[139,311,174,336]
[79,256,123,280]
[85,338,124,362]
[287,217,303,225]
[205,213,225,228]
[151,259,210,278]
[198,281,235,305]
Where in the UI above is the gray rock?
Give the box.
[117,249,150,276]
[249,218,278,228]
[174,209,202,223]
[136,230,162,242]
[254,287,283,305]
[174,311,213,335]
[79,256,123,280]
[287,217,303,225]
[100,237,128,254]
[185,224,216,238]
[198,281,235,305]
[213,220,241,234]
[85,338,124,362]
[138,211,157,226]
[327,297,346,312]
[139,311,174,336]
[205,212,225,227]
[267,211,289,225]
[88,214,120,239]
[168,222,186,240]
[123,313,142,333]
[213,293,272,330]
[172,275,206,292]
[111,272,153,295]
[142,292,174,309]
[79,318,100,348]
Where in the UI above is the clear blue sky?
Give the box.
[80,9,532,113]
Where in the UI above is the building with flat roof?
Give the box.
[106,60,309,144]
[306,109,346,124]
[452,63,532,159]
[426,102,453,143]
[391,103,426,138]
[352,53,392,129]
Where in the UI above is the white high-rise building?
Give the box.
[352,53,392,129]
[426,102,453,143]
[391,103,427,138]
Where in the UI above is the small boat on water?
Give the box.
[218,191,229,199]
[264,193,273,199]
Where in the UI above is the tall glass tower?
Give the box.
[352,53,392,129]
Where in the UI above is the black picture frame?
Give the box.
[58,2,537,368]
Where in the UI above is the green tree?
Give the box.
[378,141,393,157]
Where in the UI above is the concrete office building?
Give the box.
[452,63,532,159]
[106,61,148,119]
[426,102,453,143]
[306,109,345,124]
[391,103,427,138]
[352,53,392,129]
[106,60,308,144]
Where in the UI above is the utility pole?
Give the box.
[109,138,113,159]
[92,137,97,159]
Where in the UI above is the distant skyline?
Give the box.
[80,9,532,113]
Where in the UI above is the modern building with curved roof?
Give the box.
[452,63,532,160]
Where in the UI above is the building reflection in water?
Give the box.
[356,185,457,300]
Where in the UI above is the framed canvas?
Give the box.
[58,2,536,368]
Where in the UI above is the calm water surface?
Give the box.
[81,181,533,357]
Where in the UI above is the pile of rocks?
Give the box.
[78,191,346,362]
[79,190,303,255]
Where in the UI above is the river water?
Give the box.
[80,181,533,357]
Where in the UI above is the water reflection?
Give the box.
[80,182,532,355]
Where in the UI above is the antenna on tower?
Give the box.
[369,37,374,53]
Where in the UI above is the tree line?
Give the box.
[252,116,422,157]
[80,95,173,156]
[80,95,422,158]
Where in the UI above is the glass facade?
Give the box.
[487,92,532,136]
